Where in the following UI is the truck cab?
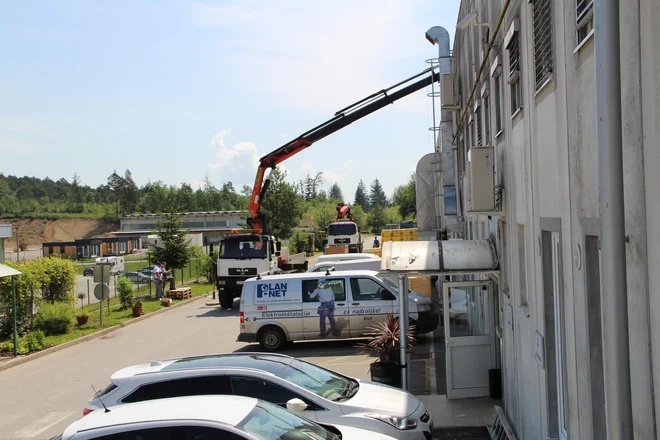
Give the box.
[216,234,281,309]
[327,221,363,253]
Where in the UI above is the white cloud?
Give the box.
[208,129,260,175]
[298,159,359,188]
[195,0,435,113]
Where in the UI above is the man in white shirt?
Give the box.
[152,261,163,299]
[310,280,340,337]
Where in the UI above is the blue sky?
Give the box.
[0,1,460,203]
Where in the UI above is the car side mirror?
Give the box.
[286,398,308,412]
[275,251,281,257]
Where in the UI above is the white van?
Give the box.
[237,270,439,351]
[307,258,381,273]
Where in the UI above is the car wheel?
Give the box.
[219,289,234,309]
[259,326,286,351]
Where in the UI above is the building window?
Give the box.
[120,241,127,253]
[576,0,594,45]
[48,246,53,254]
[475,103,482,146]
[532,0,553,88]
[507,30,522,114]
[493,70,503,134]
[91,244,99,257]
[60,246,65,253]
[518,225,528,307]
[133,239,139,249]
[483,93,491,144]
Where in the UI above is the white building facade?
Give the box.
[447,0,660,438]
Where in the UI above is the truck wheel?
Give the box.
[219,289,234,309]
[259,326,286,351]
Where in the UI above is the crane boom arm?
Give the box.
[248,66,440,234]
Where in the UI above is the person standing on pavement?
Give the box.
[310,280,340,337]
[161,261,169,292]
[152,261,163,299]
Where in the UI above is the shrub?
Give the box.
[26,330,45,352]
[117,277,134,310]
[289,231,309,254]
[41,258,77,304]
[34,302,74,336]
[0,338,28,355]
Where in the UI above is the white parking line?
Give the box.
[429,329,437,393]
[11,411,75,438]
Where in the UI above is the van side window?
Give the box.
[350,278,396,301]
[302,279,346,302]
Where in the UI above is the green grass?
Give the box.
[2,283,213,354]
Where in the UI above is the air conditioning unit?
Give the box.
[467,146,495,212]
[441,74,458,109]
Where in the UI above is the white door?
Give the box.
[443,280,496,399]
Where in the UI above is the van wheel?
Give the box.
[219,289,234,309]
[259,327,286,351]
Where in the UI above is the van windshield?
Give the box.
[220,236,268,259]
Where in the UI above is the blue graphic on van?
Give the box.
[257,282,288,298]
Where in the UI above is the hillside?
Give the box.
[1,218,120,251]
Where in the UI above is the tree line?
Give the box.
[0,169,417,236]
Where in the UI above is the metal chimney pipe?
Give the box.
[425,26,457,232]
[595,0,633,437]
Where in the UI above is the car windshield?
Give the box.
[220,236,268,259]
[237,401,338,440]
[274,359,357,402]
[328,223,357,236]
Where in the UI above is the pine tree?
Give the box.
[328,183,343,201]
[151,212,192,273]
[354,180,370,212]
[369,179,388,209]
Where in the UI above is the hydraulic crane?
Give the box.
[246,66,441,235]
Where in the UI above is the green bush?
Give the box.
[26,330,45,351]
[34,302,74,336]
[117,277,134,310]
[0,339,28,355]
[289,230,310,254]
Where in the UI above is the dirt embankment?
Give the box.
[1,218,120,251]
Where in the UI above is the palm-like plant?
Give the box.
[356,313,417,363]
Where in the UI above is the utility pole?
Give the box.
[15,226,19,262]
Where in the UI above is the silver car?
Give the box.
[84,353,433,440]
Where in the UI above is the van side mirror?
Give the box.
[286,398,308,412]
[275,251,281,257]
[276,241,282,251]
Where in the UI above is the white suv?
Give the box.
[84,353,433,440]
[60,395,398,440]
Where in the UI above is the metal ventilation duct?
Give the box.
[380,239,499,272]
[416,153,442,235]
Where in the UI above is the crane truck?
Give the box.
[326,203,362,253]
[215,66,440,309]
